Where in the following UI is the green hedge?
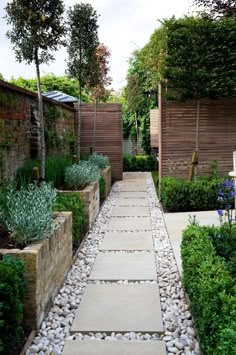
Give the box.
[0,255,26,353]
[160,177,224,212]
[123,155,156,172]
[53,192,86,248]
[181,224,236,354]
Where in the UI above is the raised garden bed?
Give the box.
[59,181,100,229]
[0,212,72,329]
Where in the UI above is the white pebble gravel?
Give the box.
[26,172,200,355]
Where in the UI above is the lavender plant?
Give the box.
[0,182,57,247]
[65,161,100,190]
[88,153,109,170]
[217,178,236,236]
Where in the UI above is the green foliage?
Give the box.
[164,16,236,100]
[65,161,100,190]
[181,224,236,354]
[0,255,26,352]
[53,193,86,247]
[16,155,73,188]
[5,0,66,66]
[88,153,109,170]
[123,155,156,172]
[205,223,236,274]
[99,175,106,199]
[67,3,99,94]
[0,183,57,247]
[160,176,224,211]
[9,74,89,101]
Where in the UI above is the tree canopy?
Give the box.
[193,0,236,18]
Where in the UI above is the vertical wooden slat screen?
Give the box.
[159,95,236,180]
[150,109,159,148]
[75,103,123,181]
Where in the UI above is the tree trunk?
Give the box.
[77,88,81,163]
[135,112,139,153]
[195,99,200,179]
[35,52,45,179]
[93,101,97,152]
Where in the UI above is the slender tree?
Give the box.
[87,44,112,151]
[67,2,99,160]
[126,73,143,146]
[5,0,66,178]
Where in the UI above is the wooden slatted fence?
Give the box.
[159,94,236,180]
[75,103,123,181]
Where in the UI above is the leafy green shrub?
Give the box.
[65,161,100,190]
[181,224,236,354]
[0,183,57,247]
[53,193,86,247]
[16,155,73,188]
[160,177,224,212]
[99,175,106,199]
[88,153,109,170]
[123,155,156,171]
[0,255,26,353]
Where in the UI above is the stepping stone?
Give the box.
[116,198,148,207]
[120,186,147,192]
[107,217,151,231]
[99,231,154,251]
[62,340,167,355]
[123,175,146,181]
[111,206,149,217]
[71,284,164,333]
[89,252,157,280]
[118,191,147,198]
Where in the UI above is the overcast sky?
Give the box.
[0,0,193,90]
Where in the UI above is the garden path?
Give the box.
[27,173,200,355]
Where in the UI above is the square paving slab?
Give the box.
[116,198,148,206]
[99,231,154,250]
[118,191,147,198]
[107,217,152,231]
[111,206,150,217]
[62,340,167,355]
[120,186,147,192]
[89,252,157,280]
[71,284,164,333]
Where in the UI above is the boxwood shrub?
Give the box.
[160,177,224,212]
[0,255,26,353]
[123,155,156,172]
[181,224,236,354]
[53,192,86,248]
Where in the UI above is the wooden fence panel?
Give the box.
[159,96,236,180]
[150,109,159,148]
[77,103,123,181]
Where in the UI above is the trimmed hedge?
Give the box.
[160,177,224,212]
[181,224,236,354]
[53,192,86,247]
[123,155,156,172]
[0,255,26,353]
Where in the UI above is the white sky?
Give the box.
[0,0,193,90]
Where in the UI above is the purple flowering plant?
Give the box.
[217,178,236,237]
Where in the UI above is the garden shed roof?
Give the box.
[43,91,78,103]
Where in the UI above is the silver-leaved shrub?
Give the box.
[0,182,57,247]
[65,161,100,190]
[88,153,109,170]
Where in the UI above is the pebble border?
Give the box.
[26,173,200,355]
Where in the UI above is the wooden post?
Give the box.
[189,151,198,181]
[33,166,39,181]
